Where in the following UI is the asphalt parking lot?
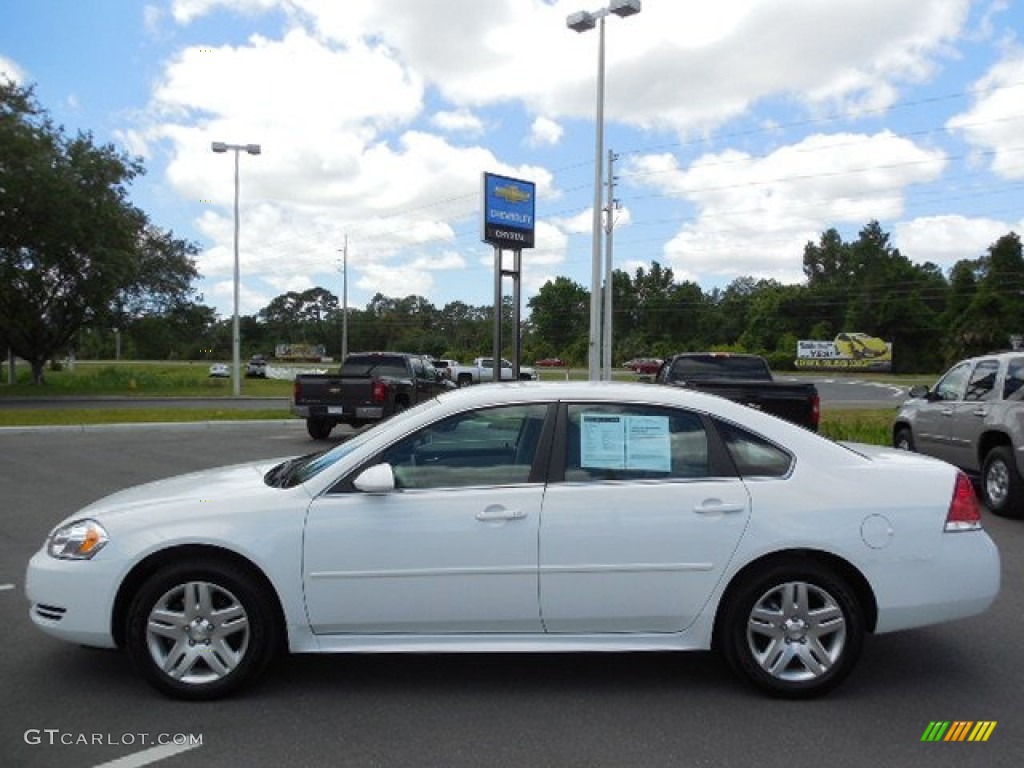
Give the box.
[1,422,1021,768]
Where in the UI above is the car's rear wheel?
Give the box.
[306,418,333,440]
[457,374,473,388]
[126,560,281,700]
[719,562,864,698]
[893,427,914,451]
[981,445,1024,518]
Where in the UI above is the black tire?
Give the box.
[981,445,1024,518]
[718,561,864,699]
[125,559,281,700]
[306,418,333,440]
[457,374,473,388]
[893,426,914,451]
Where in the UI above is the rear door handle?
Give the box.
[476,507,527,522]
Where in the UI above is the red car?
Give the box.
[623,357,663,374]
[535,357,567,367]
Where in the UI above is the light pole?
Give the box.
[211,141,261,396]
[567,0,641,381]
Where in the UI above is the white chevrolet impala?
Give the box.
[26,382,999,700]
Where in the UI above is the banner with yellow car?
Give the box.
[796,333,892,371]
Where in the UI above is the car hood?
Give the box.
[71,457,294,523]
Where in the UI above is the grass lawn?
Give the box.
[0,359,898,445]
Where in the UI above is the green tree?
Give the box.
[0,81,198,382]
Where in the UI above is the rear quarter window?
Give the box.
[713,419,793,477]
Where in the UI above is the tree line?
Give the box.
[4,80,1023,380]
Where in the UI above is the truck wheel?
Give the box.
[306,418,333,440]
[457,374,473,388]
[893,427,914,451]
[981,446,1024,518]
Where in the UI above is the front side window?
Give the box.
[380,403,548,489]
[934,362,971,401]
[564,404,710,482]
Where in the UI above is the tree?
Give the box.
[0,81,199,382]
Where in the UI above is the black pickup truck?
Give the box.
[292,352,453,439]
[654,352,820,431]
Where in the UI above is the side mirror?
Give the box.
[353,463,396,494]
[908,384,930,399]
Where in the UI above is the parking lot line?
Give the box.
[92,742,201,768]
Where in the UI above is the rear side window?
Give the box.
[564,404,711,481]
[1004,358,1024,400]
[964,360,998,401]
[713,419,793,478]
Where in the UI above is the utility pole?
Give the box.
[339,236,349,363]
[602,149,619,380]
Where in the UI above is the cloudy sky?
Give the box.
[2,0,1022,318]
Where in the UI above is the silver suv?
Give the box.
[893,351,1024,518]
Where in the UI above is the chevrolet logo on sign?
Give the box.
[494,184,531,204]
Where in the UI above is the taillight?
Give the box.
[372,380,388,403]
[810,393,821,431]
[293,379,301,401]
[944,471,983,532]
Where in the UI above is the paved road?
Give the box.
[0,376,909,413]
[1,423,1019,768]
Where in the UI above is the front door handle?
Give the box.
[694,500,746,515]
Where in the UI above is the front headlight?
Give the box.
[47,519,110,560]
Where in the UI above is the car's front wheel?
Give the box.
[126,559,281,700]
[718,562,864,698]
[893,427,914,451]
[981,445,1024,518]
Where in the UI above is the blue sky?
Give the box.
[2,0,1023,319]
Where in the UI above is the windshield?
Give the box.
[266,395,445,487]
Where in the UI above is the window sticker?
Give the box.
[579,413,671,472]
[624,415,671,472]
[580,414,626,469]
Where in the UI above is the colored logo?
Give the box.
[921,721,997,742]
[494,183,531,204]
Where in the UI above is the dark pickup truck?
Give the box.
[292,352,453,440]
[654,352,820,431]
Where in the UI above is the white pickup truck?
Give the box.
[448,357,538,387]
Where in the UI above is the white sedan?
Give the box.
[26,382,999,700]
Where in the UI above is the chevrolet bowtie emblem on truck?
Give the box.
[494,184,531,204]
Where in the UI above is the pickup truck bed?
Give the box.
[655,353,820,432]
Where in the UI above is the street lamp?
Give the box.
[568,0,640,381]
[211,141,261,396]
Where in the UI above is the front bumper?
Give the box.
[25,548,122,648]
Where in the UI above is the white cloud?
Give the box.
[431,109,485,136]
[947,50,1024,179]
[528,116,562,147]
[631,132,948,283]
[894,214,1021,269]
[0,54,25,83]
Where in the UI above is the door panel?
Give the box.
[304,487,543,634]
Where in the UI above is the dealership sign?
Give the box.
[482,172,535,249]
